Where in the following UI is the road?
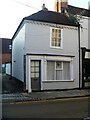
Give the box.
[2,97,89,119]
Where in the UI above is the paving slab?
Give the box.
[2,89,90,103]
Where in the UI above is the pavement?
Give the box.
[2,89,90,103]
[1,74,90,103]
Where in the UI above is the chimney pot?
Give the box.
[42,4,48,11]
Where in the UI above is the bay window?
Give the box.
[47,61,71,80]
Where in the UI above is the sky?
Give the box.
[0,0,90,39]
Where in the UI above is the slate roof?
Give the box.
[67,5,90,17]
[24,10,78,27]
[12,5,90,40]
[24,5,90,26]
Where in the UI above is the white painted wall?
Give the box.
[80,17,89,48]
[25,21,79,56]
[12,23,25,82]
[88,18,90,49]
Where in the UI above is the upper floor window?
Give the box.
[9,45,12,50]
[50,27,62,48]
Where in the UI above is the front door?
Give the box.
[31,60,41,91]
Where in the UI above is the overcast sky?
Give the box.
[0,0,89,39]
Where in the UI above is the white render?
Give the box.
[80,16,89,49]
[25,21,79,55]
[89,17,90,49]
[12,23,26,82]
[12,20,80,92]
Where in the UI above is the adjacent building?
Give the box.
[0,38,11,74]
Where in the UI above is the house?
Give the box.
[12,0,90,92]
[0,38,12,75]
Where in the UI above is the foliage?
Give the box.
[66,10,86,25]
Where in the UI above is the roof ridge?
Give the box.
[68,5,90,11]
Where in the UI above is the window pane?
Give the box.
[52,39,55,46]
[31,73,34,78]
[59,29,61,34]
[31,67,34,72]
[56,70,62,80]
[57,42,60,47]
[63,62,70,80]
[47,61,55,80]
[34,67,39,72]
[52,29,54,33]
[51,28,61,47]
[35,73,39,78]
[55,29,57,33]
[31,62,34,67]
[56,62,62,69]
[35,62,39,66]
[52,29,54,37]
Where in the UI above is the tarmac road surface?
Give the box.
[2,96,89,119]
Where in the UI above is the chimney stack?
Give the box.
[61,0,68,13]
[54,0,68,13]
[54,0,60,12]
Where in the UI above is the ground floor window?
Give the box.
[47,61,71,80]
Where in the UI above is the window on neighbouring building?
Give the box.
[9,45,12,50]
[47,61,71,80]
[51,28,62,48]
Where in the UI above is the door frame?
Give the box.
[30,60,41,91]
[26,55,44,93]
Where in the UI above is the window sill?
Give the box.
[42,79,74,82]
[50,46,63,50]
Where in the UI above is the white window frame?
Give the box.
[45,57,74,82]
[55,61,63,71]
[55,61,63,80]
[50,27,63,49]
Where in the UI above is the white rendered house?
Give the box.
[12,9,80,92]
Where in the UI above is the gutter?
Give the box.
[10,39,12,79]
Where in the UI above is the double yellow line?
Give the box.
[13,96,90,104]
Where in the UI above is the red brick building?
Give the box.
[0,38,11,74]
